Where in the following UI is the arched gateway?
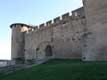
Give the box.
[45,45,52,56]
[36,41,53,63]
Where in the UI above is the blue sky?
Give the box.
[0,0,83,60]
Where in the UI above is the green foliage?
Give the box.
[0,59,107,80]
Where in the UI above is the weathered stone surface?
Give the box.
[10,0,107,64]
[83,0,107,61]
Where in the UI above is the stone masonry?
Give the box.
[10,0,107,64]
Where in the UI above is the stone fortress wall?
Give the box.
[25,7,85,62]
[10,7,85,63]
[10,0,107,64]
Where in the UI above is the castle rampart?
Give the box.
[10,0,107,64]
[23,7,85,63]
[10,6,85,64]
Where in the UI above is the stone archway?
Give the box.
[45,45,52,56]
[36,47,45,61]
[35,41,52,63]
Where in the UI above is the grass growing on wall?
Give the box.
[0,59,107,80]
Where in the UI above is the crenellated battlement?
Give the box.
[11,7,85,33]
[72,7,85,20]
[39,23,45,29]
[35,7,85,31]
[53,16,61,25]
[46,20,52,27]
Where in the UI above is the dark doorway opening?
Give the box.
[45,45,52,56]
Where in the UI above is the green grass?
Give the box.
[0,59,107,80]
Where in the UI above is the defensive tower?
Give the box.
[10,23,29,64]
[83,0,107,60]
